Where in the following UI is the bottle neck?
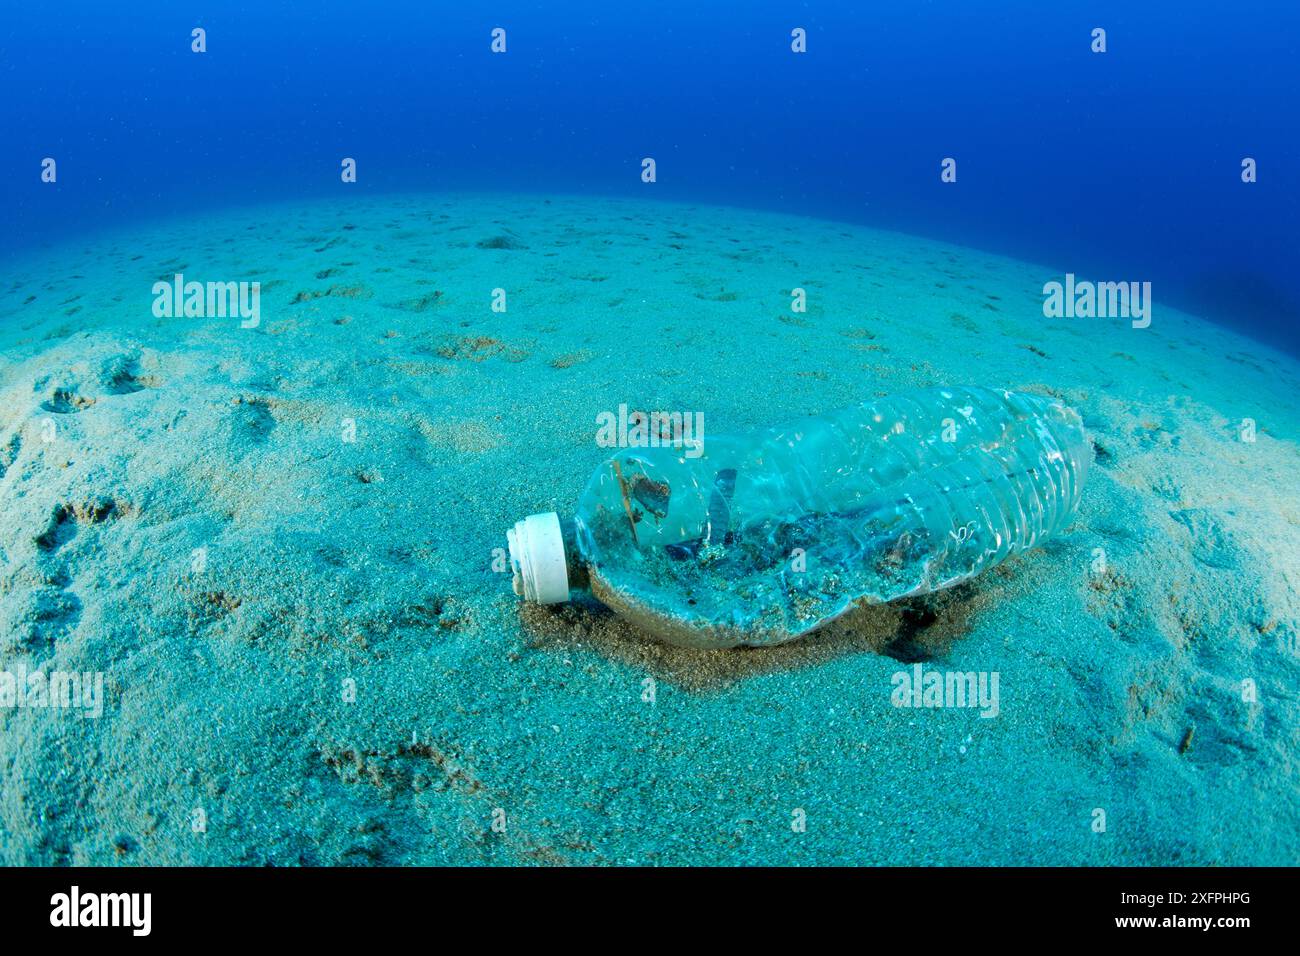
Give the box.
[559,516,590,590]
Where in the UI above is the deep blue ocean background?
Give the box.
[3,1,1297,352]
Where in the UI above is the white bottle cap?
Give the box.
[507,511,571,604]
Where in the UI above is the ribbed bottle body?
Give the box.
[576,387,1090,648]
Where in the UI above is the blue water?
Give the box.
[3,1,1297,352]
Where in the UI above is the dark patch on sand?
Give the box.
[476,234,527,251]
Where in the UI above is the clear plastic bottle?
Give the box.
[507,386,1091,649]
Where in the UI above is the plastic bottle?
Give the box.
[507,386,1090,649]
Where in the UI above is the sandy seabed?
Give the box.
[0,193,1296,864]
